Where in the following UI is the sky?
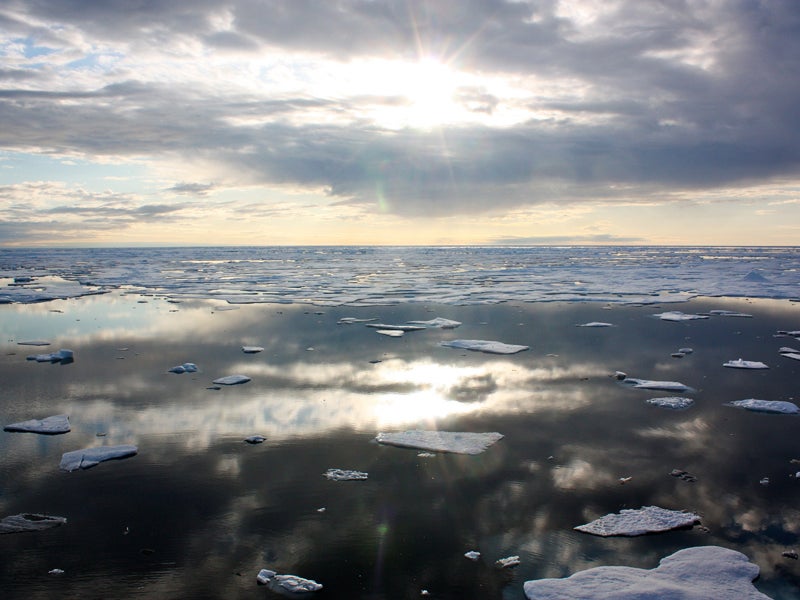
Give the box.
[1,0,800,247]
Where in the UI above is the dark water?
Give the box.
[1,294,800,599]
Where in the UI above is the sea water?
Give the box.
[1,247,799,599]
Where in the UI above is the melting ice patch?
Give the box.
[576,322,614,327]
[728,399,800,414]
[723,359,769,369]
[366,323,426,331]
[169,362,198,374]
[574,506,700,537]
[646,397,694,410]
[523,546,771,600]
[59,445,138,471]
[241,346,263,354]
[26,349,74,363]
[653,311,709,321]
[440,339,529,355]
[376,329,404,337]
[405,317,462,329]
[212,374,251,385]
[709,309,753,317]
[256,570,323,593]
[375,430,503,455]
[324,468,368,481]
[619,377,694,393]
[4,414,70,434]
[779,347,800,361]
[0,513,67,534]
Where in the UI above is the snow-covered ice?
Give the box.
[169,362,198,374]
[59,444,138,471]
[0,513,67,534]
[375,430,503,455]
[439,339,529,355]
[574,506,700,537]
[366,323,426,331]
[577,322,614,327]
[376,329,404,337]
[324,468,368,481]
[338,317,377,324]
[728,399,800,414]
[523,546,771,600]
[405,317,462,329]
[723,359,769,369]
[496,555,520,568]
[257,570,323,592]
[646,397,694,410]
[212,374,251,385]
[653,311,709,321]
[4,414,71,434]
[779,347,800,361]
[618,377,694,393]
[464,551,481,561]
[241,346,264,354]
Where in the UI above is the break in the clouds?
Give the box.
[1,0,800,245]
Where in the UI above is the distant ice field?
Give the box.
[2,246,799,306]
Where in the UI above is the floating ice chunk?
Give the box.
[464,550,481,561]
[523,546,771,600]
[18,340,51,346]
[257,570,323,593]
[59,444,138,471]
[646,397,694,410]
[778,330,800,337]
[241,346,263,354]
[728,399,800,414]
[654,311,709,321]
[574,506,700,537]
[0,513,67,534]
[405,317,462,329]
[496,555,520,568]
[27,349,74,364]
[338,317,377,324]
[366,323,426,331]
[376,329,404,337]
[212,374,251,385]
[256,569,277,584]
[619,377,694,393]
[678,347,694,354]
[744,270,769,282]
[576,322,613,327]
[4,414,71,434]
[779,347,800,361]
[440,339,529,355]
[244,435,266,444]
[375,430,503,455]
[324,468,368,481]
[709,309,753,317]
[169,362,198,374]
[723,359,769,369]
[48,568,65,575]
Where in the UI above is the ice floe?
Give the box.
[576,322,614,327]
[338,317,377,324]
[244,435,267,444]
[523,546,771,600]
[646,397,694,410]
[405,317,462,329]
[4,414,71,434]
[496,555,520,568]
[654,311,709,321]
[375,430,503,455]
[26,349,74,364]
[366,323,426,331]
[376,329,404,337]
[324,468,368,481]
[59,444,138,471]
[574,506,700,537]
[728,399,800,414]
[618,376,694,393]
[709,309,753,317]
[212,374,251,385]
[0,513,67,534]
[723,359,769,369]
[439,339,529,355]
[779,347,800,361]
[18,340,51,346]
[257,569,323,593]
[241,346,263,354]
[169,362,198,374]
[464,550,481,561]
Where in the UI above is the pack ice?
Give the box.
[375,430,503,455]
[4,414,70,434]
[523,546,771,600]
[574,506,700,537]
[59,445,138,471]
[728,399,800,414]
[440,340,529,355]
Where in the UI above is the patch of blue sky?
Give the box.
[18,37,59,59]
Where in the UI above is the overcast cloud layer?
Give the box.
[1,0,799,245]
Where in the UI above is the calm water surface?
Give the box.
[1,294,800,599]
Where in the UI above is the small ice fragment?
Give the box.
[576,322,613,327]
[619,378,694,393]
[4,414,70,434]
[654,311,709,321]
[760,477,770,486]
[242,346,263,353]
[723,359,769,369]
[48,568,65,575]
[783,550,799,560]
[169,362,197,374]
[523,546,771,600]
[256,569,277,584]
[244,435,266,444]
[671,352,685,358]
[376,431,503,455]
[464,550,481,561]
[317,507,326,513]
[440,339,529,355]
[212,374,251,385]
[18,340,51,346]
[324,468,368,481]
[619,477,633,484]
[421,590,431,596]
[272,574,323,593]
[406,317,462,329]
[709,309,753,317]
[338,317,377,324]
[366,323,426,331]
[679,347,694,354]
[27,349,74,363]
[779,346,800,355]
[496,555,520,568]
[574,506,700,537]
[728,399,799,414]
[614,371,627,380]
[0,513,67,534]
[376,329,404,337]
[646,397,694,410]
[59,444,138,471]
[417,452,436,458]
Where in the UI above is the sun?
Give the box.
[402,59,459,128]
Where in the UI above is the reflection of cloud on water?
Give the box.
[635,417,712,454]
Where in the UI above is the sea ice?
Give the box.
[257,570,323,593]
[59,444,138,471]
[338,317,377,324]
[18,340,51,346]
[464,551,481,561]
[376,329,404,337]
[439,339,529,355]
[169,362,198,374]
[497,555,521,568]
[577,322,614,327]
[405,317,462,329]
[324,468,368,481]
[244,435,267,444]
[375,430,503,455]
[0,513,67,534]
[779,347,800,361]
[4,414,71,434]
[709,309,753,317]
[241,346,264,353]
[723,359,769,369]
[212,374,251,385]
[366,323,426,331]
[574,506,700,537]
[618,377,694,393]
[523,545,771,600]
[646,397,694,410]
[27,349,74,363]
[653,311,709,321]
[728,399,800,414]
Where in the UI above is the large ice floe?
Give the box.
[723,359,769,369]
[4,414,71,434]
[256,569,323,593]
[0,513,67,534]
[574,506,700,537]
[618,376,694,393]
[523,545,772,600]
[727,399,800,414]
[439,339,529,355]
[375,430,503,455]
[646,397,694,410]
[59,445,138,471]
